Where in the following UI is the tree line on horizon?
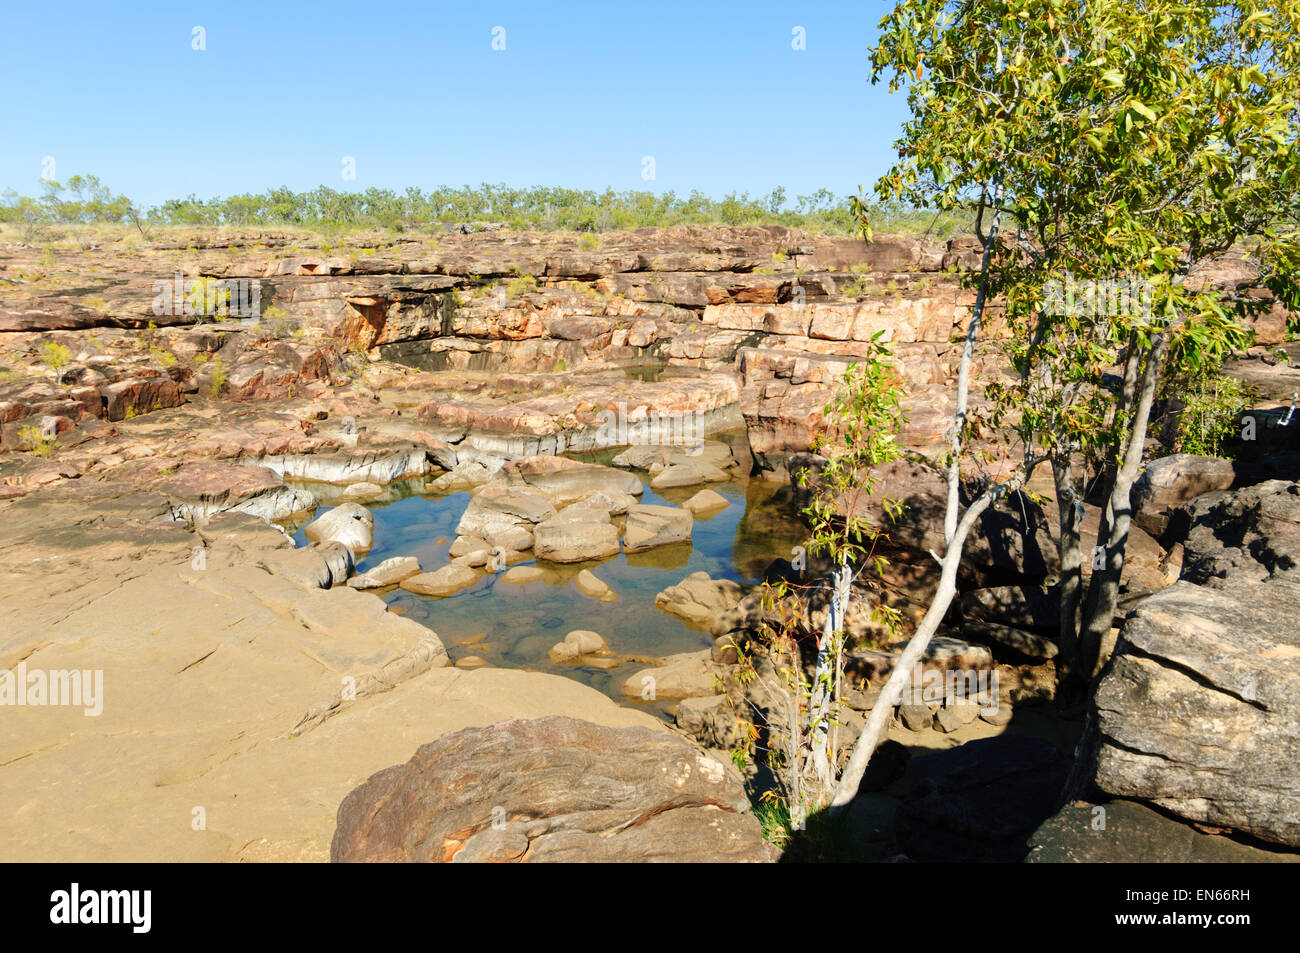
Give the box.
[0,175,972,239]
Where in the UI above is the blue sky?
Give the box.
[0,1,907,208]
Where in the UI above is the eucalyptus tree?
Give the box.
[831,0,1300,808]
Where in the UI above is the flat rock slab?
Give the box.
[1028,800,1300,863]
[330,717,772,862]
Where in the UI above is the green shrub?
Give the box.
[17,425,55,457]
[209,357,228,397]
[40,341,70,380]
[1175,367,1251,457]
[506,274,538,299]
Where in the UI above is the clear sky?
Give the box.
[0,1,907,208]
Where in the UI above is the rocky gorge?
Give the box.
[1,225,1297,862]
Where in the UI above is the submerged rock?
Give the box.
[574,568,617,602]
[547,629,612,663]
[400,564,480,598]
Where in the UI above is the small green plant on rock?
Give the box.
[17,425,55,457]
[40,341,70,382]
[506,274,538,299]
[208,357,227,397]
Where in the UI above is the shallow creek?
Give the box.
[288,464,808,712]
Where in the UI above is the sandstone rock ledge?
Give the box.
[0,478,665,862]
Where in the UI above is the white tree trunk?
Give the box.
[945,176,1004,547]
[830,474,1027,809]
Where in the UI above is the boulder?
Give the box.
[933,701,982,733]
[339,481,384,503]
[961,621,1059,662]
[674,695,748,749]
[574,569,617,602]
[429,460,493,491]
[533,513,621,563]
[898,704,933,732]
[547,630,611,663]
[455,486,556,539]
[302,503,375,555]
[650,461,729,489]
[622,504,693,553]
[514,462,644,507]
[1029,800,1300,863]
[654,572,745,628]
[611,445,670,469]
[448,535,489,558]
[330,717,771,862]
[347,556,421,590]
[621,650,724,702]
[1132,453,1237,541]
[1091,577,1300,847]
[1178,479,1300,587]
[960,585,1060,630]
[680,488,730,517]
[260,542,354,589]
[400,564,480,598]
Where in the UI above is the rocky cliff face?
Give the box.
[2,225,1290,489]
